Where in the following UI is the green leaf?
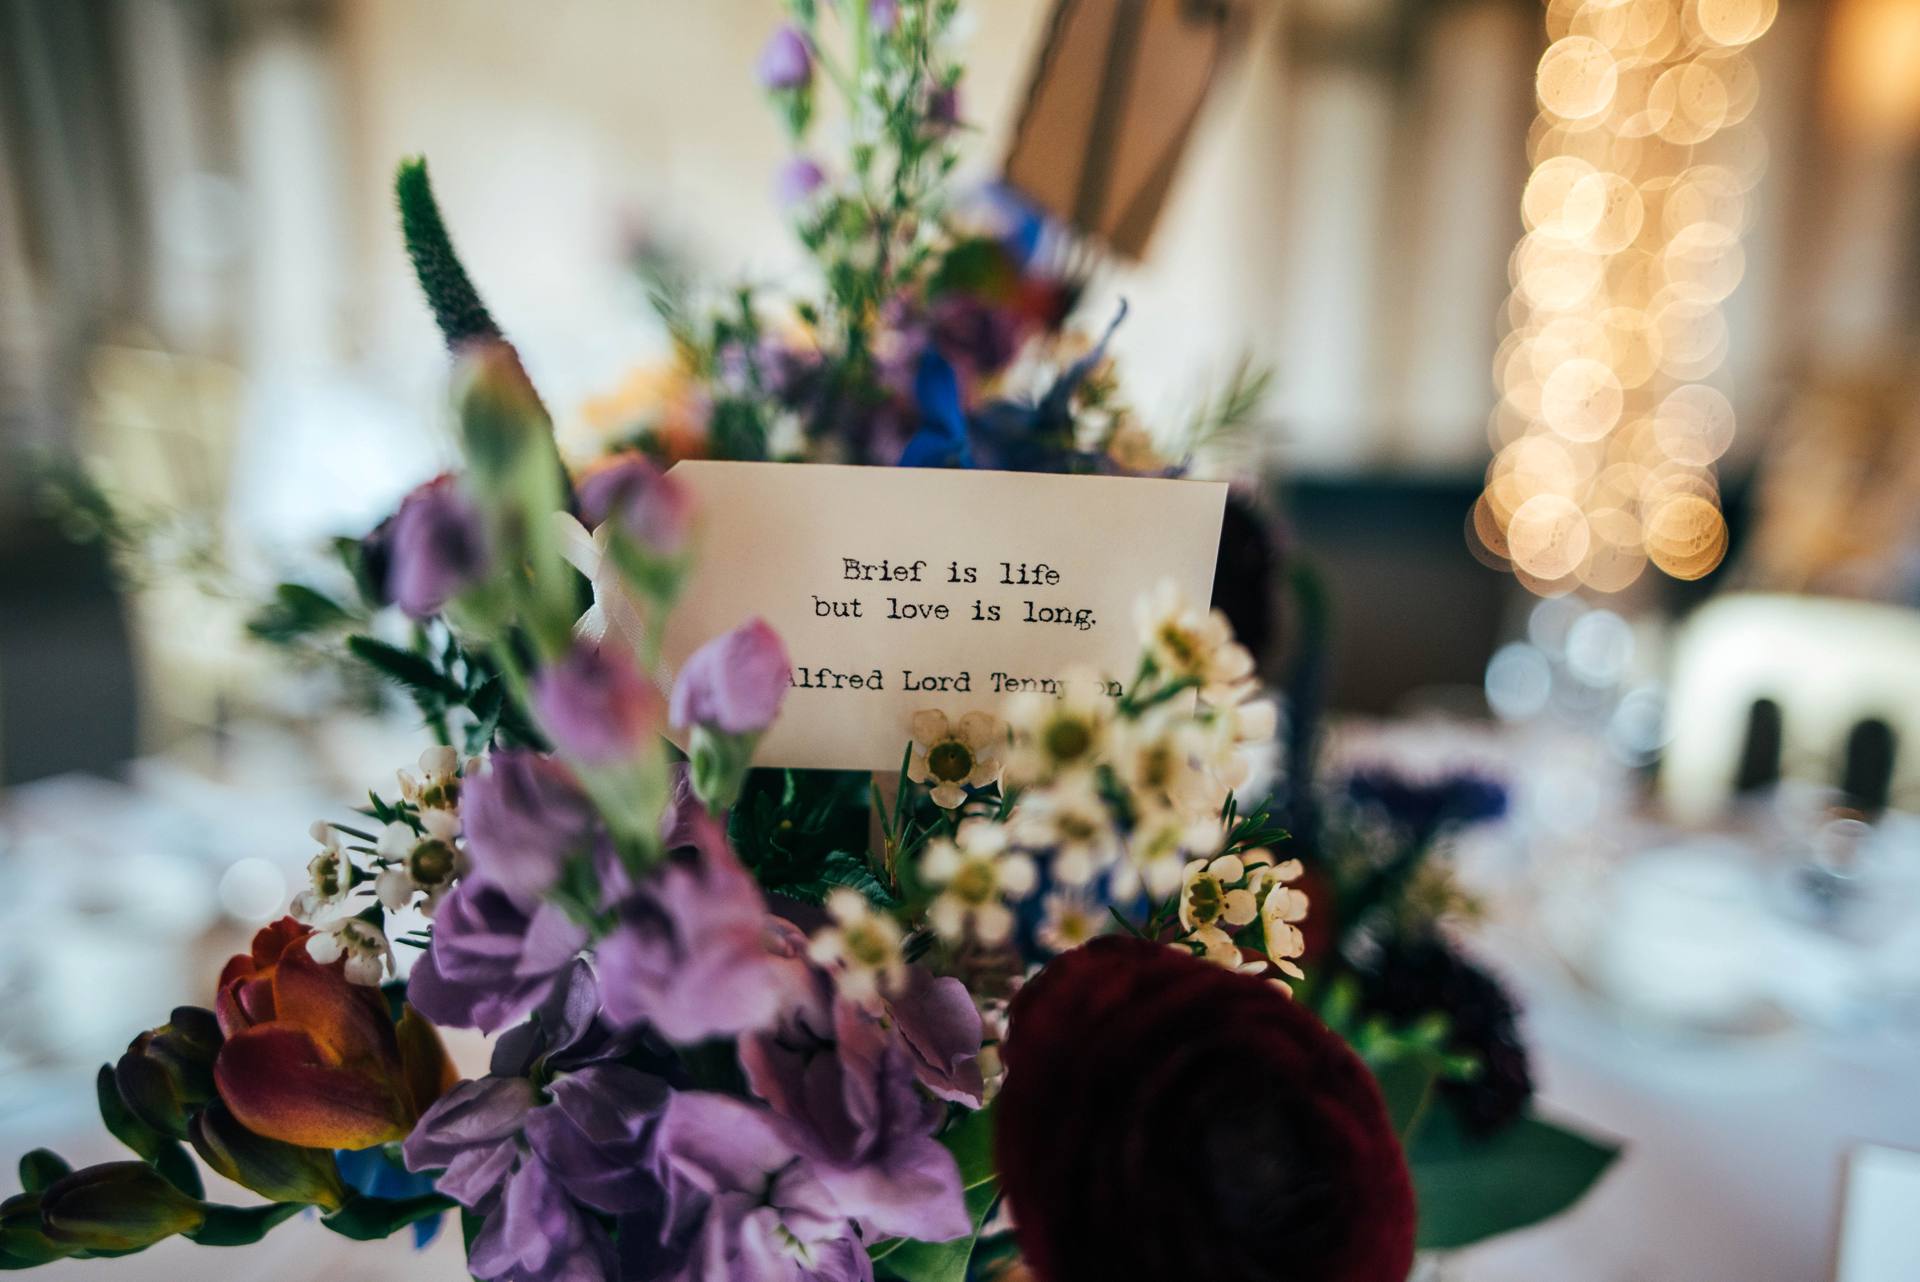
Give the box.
[247,582,354,645]
[395,157,502,349]
[348,635,462,702]
[1371,1055,1441,1142]
[874,1179,998,1282]
[941,1101,996,1190]
[1410,1107,1619,1250]
[16,1152,70,1196]
[320,1191,452,1242]
[185,1202,305,1247]
[94,1068,202,1200]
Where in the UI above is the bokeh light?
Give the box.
[1472,0,1769,592]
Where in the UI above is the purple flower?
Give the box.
[776,155,828,208]
[869,0,900,33]
[522,1064,672,1216]
[402,1076,538,1207]
[670,618,791,736]
[532,641,665,766]
[925,83,960,132]
[885,965,985,1107]
[407,880,587,1033]
[637,1092,874,1282]
[755,26,812,91]
[460,751,602,907]
[466,1155,618,1282]
[577,452,694,556]
[595,812,803,1043]
[740,987,969,1243]
[385,474,490,619]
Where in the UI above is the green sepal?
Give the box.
[185,1201,306,1247]
[15,1153,70,1197]
[320,1191,453,1241]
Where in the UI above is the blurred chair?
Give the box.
[1662,593,1920,821]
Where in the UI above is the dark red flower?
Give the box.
[995,936,1415,1282]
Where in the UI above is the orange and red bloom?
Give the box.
[212,918,453,1151]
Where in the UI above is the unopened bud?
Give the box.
[114,1007,222,1139]
[37,1162,204,1252]
[188,1103,347,1211]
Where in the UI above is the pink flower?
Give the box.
[670,619,791,736]
[532,641,665,766]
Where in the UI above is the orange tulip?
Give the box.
[212,918,454,1151]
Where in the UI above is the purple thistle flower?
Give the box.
[460,751,602,907]
[755,26,812,92]
[577,452,694,556]
[669,618,791,736]
[406,880,587,1033]
[532,640,665,767]
[385,474,490,619]
[777,155,828,208]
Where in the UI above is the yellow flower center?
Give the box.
[844,922,893,970]
[1157,622,1203,672]
[927,740,975,784]
[1043,717,1093,765]
[1186,874,1226,927]
[951,858,998,905]
[409,839,457,887]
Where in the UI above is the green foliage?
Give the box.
[346,629,542,753]
[1409,1107,1619,1249]
[247,582,358,646]
[730,770,894,905]
[320,1191,453,1242]
[395,157,502,348]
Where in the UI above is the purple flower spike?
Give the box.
[670,618,791,736]
[870,0,900,33]
[386,474,490,619]
[577,452,694,557]
[776,155,828,208]
[402,1076,538,1208]
[596,813,802,1042]
[756,26,812,91]
[460,751,602,907]
[532,641,665,767]
[741,996,969,1244]
[465,1157,618,1282]
[407,880,587,1033]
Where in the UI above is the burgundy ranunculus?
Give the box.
[995,937,1415,1282]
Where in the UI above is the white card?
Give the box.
[660,461,1227,770]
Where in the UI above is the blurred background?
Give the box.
[2,0,1919,1278]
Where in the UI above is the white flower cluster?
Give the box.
[292,746,472,985]
[804,582,1302,1002]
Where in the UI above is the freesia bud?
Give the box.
[36,1162,205,1252]
[113,1008,222,1140]
[0,1192,72,1267]
[188,1103,347,1211]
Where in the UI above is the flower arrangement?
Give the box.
[2,4,1616,1280]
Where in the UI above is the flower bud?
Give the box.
[755,25,812,91]
[669,618,790,736]
[533,641,666,766]
[0,1192,72,1266]
[385,474,490,620]
[113,1007,223,1140]
[36,1162,205,1252]
[578,452,694,558]
[188,1103,347,1211]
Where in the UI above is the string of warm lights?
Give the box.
[1473,0,1777,593]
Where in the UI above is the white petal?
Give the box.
[957,711,1001,750]
[928,896,966,940]
[910,710,951,749]
[930,782,967,809]
[306,932,344,965]
[998,854,1038,897]
[974,902,1014,945]
[1223,889,1259,926]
